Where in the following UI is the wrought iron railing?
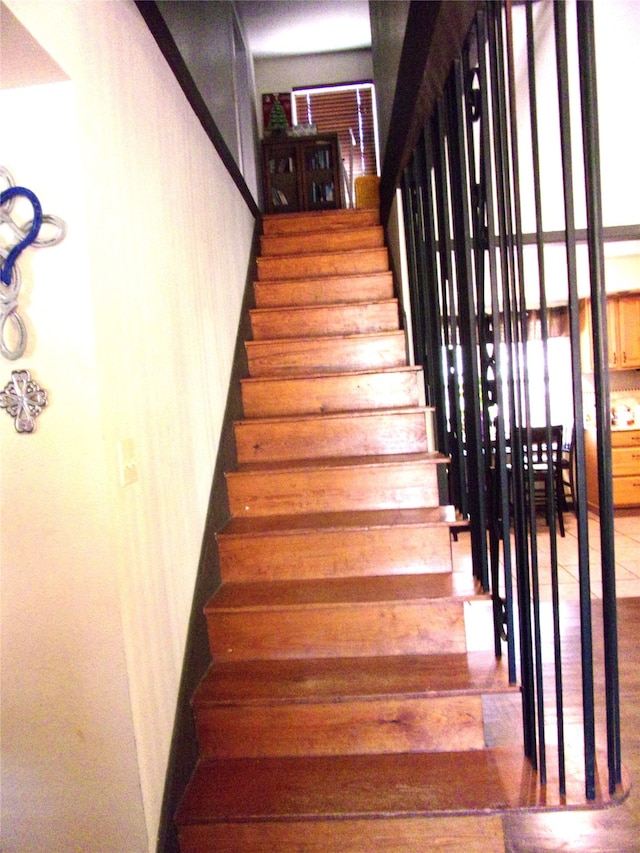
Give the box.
[400,0,623,801]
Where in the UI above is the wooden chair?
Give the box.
[559,424,576,513]
[516,425,566,537]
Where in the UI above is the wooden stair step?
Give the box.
[177,748,605,832]
[194,651,513,706]
[178,814,508,853]
[234,407,433,464]
[225,452,449,517]
[208,572,480,611]
[256,247,389,281]
[192,652,515,759]
[249,299,399,340]
[240,366,425,419]
[204,573,479,661]
[217,507,459,581]
[260,225,385,256]
[194,697,484,759]
[245,330,407,377]
[254,271,394,307]
[262,207,379,236]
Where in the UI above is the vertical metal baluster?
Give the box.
[504,0,550,788]
[446,57,489,593]
[576,1,621,796]
[401,167,425,370]
[525,0,567,797]
[432,104,468,518]
[488,0,538,766]
[476,6,517,680]
[421,125,450,456]
[462,24,495,594]
[554,0,597,800]
[413,133,441,412]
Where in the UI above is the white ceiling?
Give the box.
[235,0,371,58]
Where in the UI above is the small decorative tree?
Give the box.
[268,96,288,135]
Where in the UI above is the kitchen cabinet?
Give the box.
[585,427,640,510]
[616,294,640,368]
[262,133,342,215]
[580,291,640,371]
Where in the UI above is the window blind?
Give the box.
[293,84,378,184]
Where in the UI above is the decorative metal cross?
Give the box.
[0,369,48,433]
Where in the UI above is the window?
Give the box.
[292,83,379,202]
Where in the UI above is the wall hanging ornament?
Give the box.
[0,369,48,433]
[0,166,66,361]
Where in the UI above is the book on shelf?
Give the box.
[271,187,289,206]
[307,148,331,171]
[268,156,294,174]
[310,182,335,203]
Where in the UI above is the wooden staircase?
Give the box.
[175,207,524,851]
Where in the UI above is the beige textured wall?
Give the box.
[1,2,256,850]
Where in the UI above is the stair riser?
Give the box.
[257,248,389,281]
[250,301,399,341]
[262,209,380,236]
[179,815,506,853]
[217,525,453,582]
[226,460,443,516]
[206,599,467,661]
[234,411,431,464]
[241,369,424,418]
[260,226,385,256]
[254,273,394,308]
[195,695,485,758]
[246,333,406,378]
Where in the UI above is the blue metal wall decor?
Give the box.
[0,369,48,433]
[1,167,66,433]
[0,166,66,360]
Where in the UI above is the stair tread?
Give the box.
[250,298,398,316]
[193,651,516,708]
[205,572,482,613]
[257,246,386,264]
[241,365,423,386]
[254,271,393,305]
[262,208,379,233]
[256,270,391,285]
[234,406,433,428]
[246,329,404,346]
[231,451,449,476]
[218,506,461,539]
[260,227,385,255]
[176,747,607,823]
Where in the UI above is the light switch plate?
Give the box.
[117,438,138,486]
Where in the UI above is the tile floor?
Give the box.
[452,509,640,600]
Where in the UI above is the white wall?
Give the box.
[1,2,256,851]
[513,0,640,235]
[254,49,373,134]
[157,0,260,201]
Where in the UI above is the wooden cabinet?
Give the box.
[262,133,342,215]
[579,299,594,372]
[580,292,640,371]
[616,294,640,368]
[585,427,640,510]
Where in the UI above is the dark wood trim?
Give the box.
[155,223,260,853]
[135,0,260,219]
[519,224,640,246]
[379,0,479,224]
